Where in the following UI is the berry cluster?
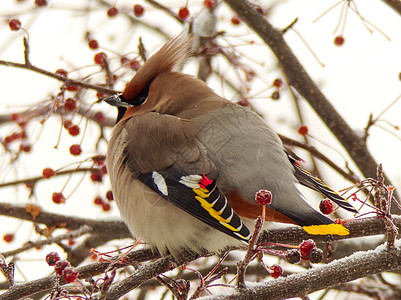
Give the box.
[285,239,324,264]
[93,190,113,212]
[3,114,31,153]
[271,78,283,101]
[46,253,78,283]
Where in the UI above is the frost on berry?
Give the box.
[133,4,145,17]
[285,249,301,264]
[269,264,283,278]
[255,190,272,206]
[309,248,324,263]
[54,260,70,275]
[46,252,60,266]
[63,267,78,283]
[299,239,316,260]
[319,199,334,214]
[9,19,22,31]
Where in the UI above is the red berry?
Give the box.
[66,84,78,92]
[273,78,283,88]
[298,125,308,136]
[269,265,283,278]
[90,172,102,183]
[68,239,75,246]
[94,196,103,205]
[46,252,60,266]
[255,190,272,206]
[178,7,190,20]
[133,4,145,17]
[231,16,240,25]
[271,91,280,100]
[94,52,107,65]
[4,136,14,144]
[42,168,56,178]
[299,239,316,259]
[237,98,249,107]
[63,267,78,283]
[69,144,82,156]
[334,36,345,46]
[64,98,76,111]
[34,0,47,6]
[55,69,68,78]
[319,199,334,214]
[129,59,140,71]
[9,19,22,31]
[20,144,31,152]
[11,113,20,121]
[88,39,99,50]
[54,260,70,275]
[94,112,106,124]
[52,192,65,204]
[96,92,107,100]
[102,202,111,211]
[68,125,80,136]
[3,233,14,243]
[106,190,114,201]
[107,7,118,17]
[203,0,215,9]
[63,120,72,129]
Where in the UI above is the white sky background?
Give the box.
[0,0,400,299]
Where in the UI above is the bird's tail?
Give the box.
[272,201,349,236]
[286,151,358,214]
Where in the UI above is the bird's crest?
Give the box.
[123,32,192,101]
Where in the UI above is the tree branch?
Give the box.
[207,244,401,300]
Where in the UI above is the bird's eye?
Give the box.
[133,81,152,106]
[138,96,147,105]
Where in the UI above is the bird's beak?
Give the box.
[103,93,132,108]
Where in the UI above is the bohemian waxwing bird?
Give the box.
[105,33,357,257]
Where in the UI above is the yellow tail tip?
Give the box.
[302,223,349,236]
